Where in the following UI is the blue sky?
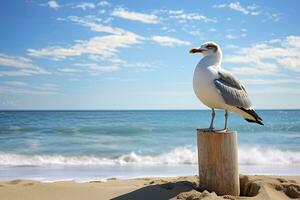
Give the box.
[0,0,300,109]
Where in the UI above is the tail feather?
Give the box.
[238,107,264,125]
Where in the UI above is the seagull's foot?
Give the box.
[205,126,215,132]
[213,128,228,133]
[197,128,229,133]
[197,127,214,132]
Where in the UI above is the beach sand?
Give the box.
[0,175,299,200]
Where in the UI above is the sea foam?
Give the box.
[1,146,300,166]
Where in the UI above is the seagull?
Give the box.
[190,42,263,131]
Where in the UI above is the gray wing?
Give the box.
[214,70,252,108]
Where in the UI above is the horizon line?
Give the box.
[0,108,300,111]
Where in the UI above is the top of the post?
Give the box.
[196,128,236,134]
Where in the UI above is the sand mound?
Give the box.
[174,175,300,200]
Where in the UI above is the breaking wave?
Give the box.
[1,146,300,166]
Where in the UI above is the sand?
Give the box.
[0,175,299,200]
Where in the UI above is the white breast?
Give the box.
[193,64,225,109]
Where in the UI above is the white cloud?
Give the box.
[125,62,152,69]
[224,35,300,75]
[151,36,191,47]
[161,26,175,33]
[4,81,28,86]
[33,83,59,92]
[251,87,300,94]
[226,34,237,39]
[228,2,256,15]
[73,2,95,10]
[268,39,281,44]
[46,15,145,71]
[111,7,159,24]
[98,1,110,7]
[0,83,59,95]
[265,13,281,22]
[170,12,216,23]
[0,54,32,68]
[189,30,202,36]
[0,53,49,76]
[278,58,300,72]
[243,78,300,85]
[214,2,280,22]
[160,9,216,23]
[0,68,49,77]
[58,68,82,73]
[98,9,106,14]
[214,4,226,8]
[214,2,260,15]
[285,35,300,48]
[75,63,119,73]
[27,32,144,60]
[67,16,127,35]
[122,62,158,71]
[48,1,60,9]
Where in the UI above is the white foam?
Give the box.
[239,146,300,165]
[1,146,300,166]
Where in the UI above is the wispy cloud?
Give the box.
[265,13,281,22]
[122,61,160,71]
[0,54,33,68]
[27,32,144,60]
[47,1,60,9]
[0,83,59,95]
[224,29,247,40]
[75,63,119,73]
[98,1,110,7]
[111,7,159,24]
[214,2,260,15]
[58,68,82,73]
[151,36,191,47]
[226,34,237,39]
[224,35,300,75]
[4,81,28,86]
[243,78,300,85]
[213,2,281,22]
[250,87,300,94]
[67,16,127,35]
[72,2,95,10]
[159,9,216,23]
[0,53,49,76]
[33,83,59,92]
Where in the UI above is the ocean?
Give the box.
[0,110,299,182]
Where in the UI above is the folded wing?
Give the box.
[214,70,252,109]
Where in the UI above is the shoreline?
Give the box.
[0,175,299,200]
[1,164,300,183]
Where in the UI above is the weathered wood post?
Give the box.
[197,129,240,196]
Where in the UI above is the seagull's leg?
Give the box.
[208,108,215,130]
[223,110,228,131]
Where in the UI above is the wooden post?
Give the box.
[197,129,240,196]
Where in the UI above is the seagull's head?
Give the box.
[189,42,222,57]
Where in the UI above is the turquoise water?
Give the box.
[0,110,299,181]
